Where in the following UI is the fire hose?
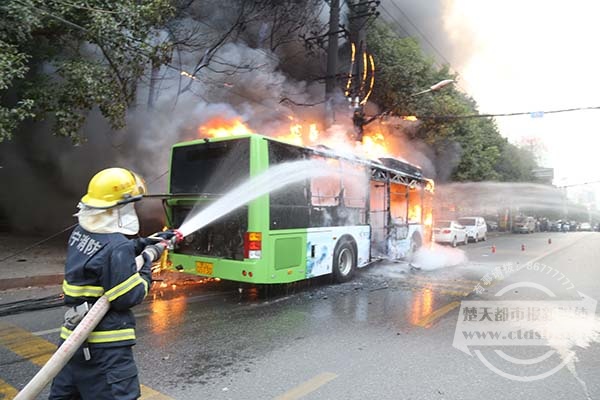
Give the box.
[14,235,178,400]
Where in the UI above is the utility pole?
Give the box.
[325,0,340,97]
[347,0,379,140]
[348,0,369,92]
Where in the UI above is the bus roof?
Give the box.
[172,133,427,182]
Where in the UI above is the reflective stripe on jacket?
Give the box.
[61,226,152,347]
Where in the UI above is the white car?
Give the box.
[579,222,592,231]
[433,220,468,247]
[458,217,487,242]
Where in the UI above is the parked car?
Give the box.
[433,220,468,247]
[579,222,592,231]
[513,216,536,233]
[458,217,488,242]
[550,220,562,232]
[486,220,499,231]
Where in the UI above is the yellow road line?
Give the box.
[274,372,338,400]
[0,322,56,366]
[140,384,174,400]
[0,377,18,400]
[414,301,461,328]
[438,290,470,297]
[0,321,171,399]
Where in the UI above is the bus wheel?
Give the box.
[333,239,356,283]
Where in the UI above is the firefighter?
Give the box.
[49,168,172,400]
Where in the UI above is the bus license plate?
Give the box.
[195,261,213,275]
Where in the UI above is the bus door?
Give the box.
[390,183,409,241]
[369,180,388,256]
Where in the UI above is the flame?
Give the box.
[402,115,418,121]
[278,123,304,146]
[198,117,254,138]
[308,124,319,142]
[360,54,376,106]
[424,212,433,226]
[345,42,356,97]
[198,117,325,149]
[196,116,401,165]
[409,204,422,223]
[359,132,389,160]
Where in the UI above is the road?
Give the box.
[1,231,599,399]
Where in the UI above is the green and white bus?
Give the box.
[164,133,434,284]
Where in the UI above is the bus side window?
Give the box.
[268,140,310,230]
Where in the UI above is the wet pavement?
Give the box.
[1,232,599,399]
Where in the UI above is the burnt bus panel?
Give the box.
[170,138,250,194]
[378,157,422,178]
[169,138,250,261]
[172,205,248,260]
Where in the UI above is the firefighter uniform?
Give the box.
[49,226,152,399]
[49,167,154,400]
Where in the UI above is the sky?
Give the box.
[440,0,600,190]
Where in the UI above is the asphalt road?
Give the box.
[1,231,599,399]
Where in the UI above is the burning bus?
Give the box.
[163,133,433,284]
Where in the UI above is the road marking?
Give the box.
[32,327,61,336]
[414,301,461,328]
[0,322,56,366]
[438,290,470,297]
[0,321,172,399]
[0,378,18,399]
[413,234,592,328]
[140,384,174,400]
[274,372,338,400]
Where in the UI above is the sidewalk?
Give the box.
[0,233,67,291]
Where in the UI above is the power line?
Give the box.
[414,105,600,121]
[387,0,453,67]
[378,4,411,37]
[377,2,468,93]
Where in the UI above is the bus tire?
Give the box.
[332,238,356,283]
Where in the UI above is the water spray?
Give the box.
[15,160,333,399]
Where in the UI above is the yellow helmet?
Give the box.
[81,168,146,209]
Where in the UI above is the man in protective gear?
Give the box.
[49,168,173,400]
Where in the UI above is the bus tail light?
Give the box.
[244,232,262,259]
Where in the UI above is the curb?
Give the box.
[0,274,64,291]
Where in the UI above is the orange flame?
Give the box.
[409,204,422,223]
[196,116,399,162]
[359,132,390,160]
[198,117,254,138]
[424,212,433,226]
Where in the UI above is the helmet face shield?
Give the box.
[75,202,140,235]
[81,168,146,209]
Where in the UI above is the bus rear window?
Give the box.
[170,138,250,194]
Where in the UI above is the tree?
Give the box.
[366,21,538,182]
[0,0,173,143]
